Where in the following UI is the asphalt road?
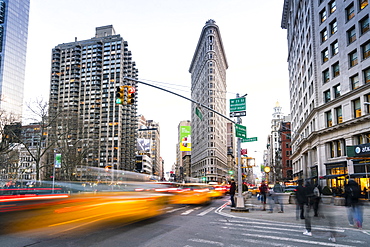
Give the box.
[1,197,370,247]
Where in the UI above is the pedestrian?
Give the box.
[345,180,363,229]
[303,181,314,236]
[272,180,284,213]
[259,180,268,211]
[313,183,322,217]
[295,179,306,220]
[229,179,236,208]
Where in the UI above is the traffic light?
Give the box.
[116,86,124,104]
[127,86,136,104]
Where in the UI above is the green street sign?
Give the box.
[242,137,258,143]
[196,107,203,120]
[235,124,246,138]
[230,97,246,112]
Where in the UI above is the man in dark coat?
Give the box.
[303,181,314,236]
[229,179,236,207]
[295,179,306,219]
[345,180,363,229]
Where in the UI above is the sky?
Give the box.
[23,0,290,173]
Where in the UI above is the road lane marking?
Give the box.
[181,207,201,215]
[166,206,188,213]
[188,238,224,246]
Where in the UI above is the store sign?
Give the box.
[355,143,370,156]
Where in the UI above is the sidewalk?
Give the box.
[223,196,370,231]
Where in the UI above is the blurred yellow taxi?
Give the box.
[249,186,260,196]
[170,183,211,205]
[207,185,225,199]
[0,189,170,235]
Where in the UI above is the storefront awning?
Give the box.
[349,173,370,178]
[324,161,347,168]
[319,174,347,179]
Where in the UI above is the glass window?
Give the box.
[330,19,338,35]
[329,142,335,158]
[332,62,340,77]
[362,41,370,59]
[360,16,369,34]
[326,111,333,127]
[324,90,331,103]
[353,98,362,118]
[335,106,343,124]
[349,50,358,67]
[321,28,328,43]
[359,0,368,10]
[350,74,360,89]
[322,48,329,63]
[323,69,330,83]
[334,84,341,98]
[331,40,339,56]
[365,94,370,113]
[346,3,355,21]
[347,26,356,44]
[329,0,337,13]
[364,67,370,83]
[320,8,327,23]
[336,140,342,156]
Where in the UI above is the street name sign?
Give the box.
[241,137,258,143]
[235,124,247,138]
[195,107,203,120]
[230,97,246,112]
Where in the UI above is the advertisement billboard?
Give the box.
[137,138,151,152]
[180,126,191,151]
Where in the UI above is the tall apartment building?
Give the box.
[48,25,138,178]
[281,0,370,191]
[0,0,30,118]
[137,115,162,178]
[189,20,228,183]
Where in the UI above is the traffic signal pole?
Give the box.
[124,77,237,125]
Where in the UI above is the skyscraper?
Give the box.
[281,1,370,190]
[48,25,138,178]
[189,20,228,183]
[0,0,30,118]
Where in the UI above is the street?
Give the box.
[1,197,370,247]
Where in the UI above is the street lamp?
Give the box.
[264,166,271,185]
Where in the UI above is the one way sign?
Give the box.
[230,111,246,117]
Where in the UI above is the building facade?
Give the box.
[189,20,228,183]
[0,0,30,118]
[281,0,370,192]
[175,120,191,182]
[279,119,293,181]
[48,25,138,179]
[266,102,286,182]
[137,115,162,178]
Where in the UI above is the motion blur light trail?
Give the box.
[0,170,220,236]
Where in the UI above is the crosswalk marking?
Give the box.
[197,207,215,216]
[240,233,355,247]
